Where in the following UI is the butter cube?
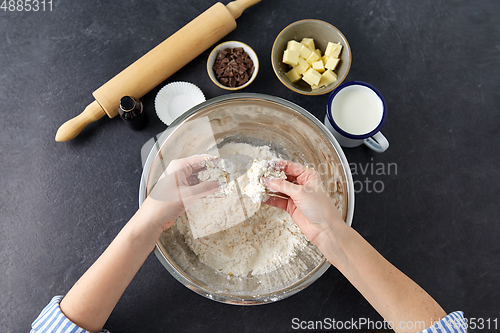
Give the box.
[287,40,302,52]
[285,68,301,83]
[321,55,329,66]
[305,51,320,64]
[311,60,325,73]
[293,57,310,75]
[325,42,342,58]
[283,49,300,66]
[319,69,338,86]
[314,49,322,57]
[311,84,321,90]
[302,68,322,86]
[301,38,315,50]
[299,45,312,59]
[324,56,340,70]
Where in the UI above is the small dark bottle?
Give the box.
[118,96,147,130]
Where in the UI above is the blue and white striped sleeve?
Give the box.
[31,296,110,333]
[418,311,467,333]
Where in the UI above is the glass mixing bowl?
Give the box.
[139,93,354,305]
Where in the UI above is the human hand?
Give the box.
[139,155,220,235]
[263,160,343,244]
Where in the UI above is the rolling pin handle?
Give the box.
[226,0,261,19]
[55,100,106,142]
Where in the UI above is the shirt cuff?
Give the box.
[31,295,110,333]
[418,311,467,333]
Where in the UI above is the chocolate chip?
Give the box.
[212,47,255,88]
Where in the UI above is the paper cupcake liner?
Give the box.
[155,82,206,125]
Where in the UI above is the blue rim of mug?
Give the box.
[326,81,387,140]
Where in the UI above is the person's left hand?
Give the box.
[139,155,220,235]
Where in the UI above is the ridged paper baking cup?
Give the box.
[155,82,206,125]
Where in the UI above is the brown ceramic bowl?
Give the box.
[271,19,351,96]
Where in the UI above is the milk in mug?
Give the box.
[330,85,384,135]
[325,81,389,152]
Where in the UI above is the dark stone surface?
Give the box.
[1,0,499,332]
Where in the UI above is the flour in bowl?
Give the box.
[198,155,286,204]
[243,159,286,203]
[176,143,308,276]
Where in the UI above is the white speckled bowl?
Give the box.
[139,93,354,305]
[207,41,259,90]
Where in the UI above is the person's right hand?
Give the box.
[263,160,344,244]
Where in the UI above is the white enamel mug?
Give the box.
[324,81,389,153]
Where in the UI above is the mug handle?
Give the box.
[363,132,389,153]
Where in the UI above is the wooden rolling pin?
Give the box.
[55,0,261,142]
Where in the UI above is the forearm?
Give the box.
[316,218,446,333]
[60,209,161,333]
